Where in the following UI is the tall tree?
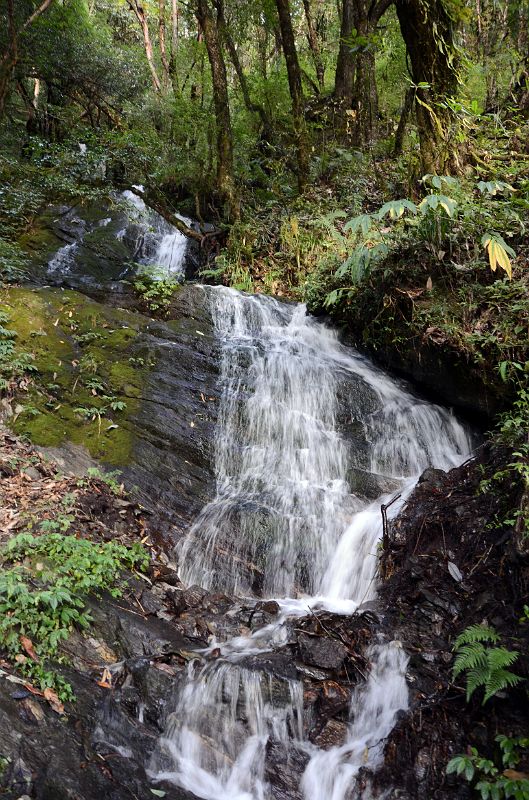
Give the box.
[275,0,309,191]
[158,0,171,89]
[214,0,271,136]
[334,0,392,143]
[0,0,55,118]
[396,0,461,172]
[302,0,325,91]
[196,0,238,220]
[334,0,355,107]
[126,0,162,92]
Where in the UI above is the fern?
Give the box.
[454,624,500,648]
[452,624,523,704]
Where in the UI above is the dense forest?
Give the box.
[0,1,528,799]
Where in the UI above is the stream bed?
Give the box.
[1,197,476,800]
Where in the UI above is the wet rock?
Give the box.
[417,467,447,488]
[297,633,348,671]
[313,718,349,750]
[320,680,350,716]
[266,738,309,800]
[258,600,281,616]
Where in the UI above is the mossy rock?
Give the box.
[1,287,149,466]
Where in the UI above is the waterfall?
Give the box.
[47,241,79,274]
[150,286,473,800]
[46,189,191,279]
[121,188,191,278]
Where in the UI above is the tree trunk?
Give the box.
[393,86,414,154]
[196,0,238,221]
[0,0,55,119]
[158,0,170,89]
[302,0,325,91]
[334,0,355,107]
[127,1,162,93]
[275,0,309,192]
[169,0,179,89]
[214,0,271,134]
[395,0,460,173]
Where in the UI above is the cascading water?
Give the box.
[121,188,192,277]
[46,187,192,278]
[150,286,473,800]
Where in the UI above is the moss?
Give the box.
[2,287,150,467]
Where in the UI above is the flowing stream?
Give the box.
[149,286,473,799]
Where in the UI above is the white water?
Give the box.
[47,241,79,274]
[121,187,191,278]
[150,286,473,800]
[46,187,191,277]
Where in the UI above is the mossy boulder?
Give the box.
[0,286,145,465]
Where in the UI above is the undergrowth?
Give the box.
[0,530,148,699]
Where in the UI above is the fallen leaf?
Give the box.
[96,667,113,689]
[447,561,463,582]
[20,636,39,662]
[44,687,65,715]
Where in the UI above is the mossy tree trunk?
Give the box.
[196,0,239,221]
[275,0,309,192]
[396,0,461,173]
[302,0,325,92]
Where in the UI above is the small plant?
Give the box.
[0,311,38,392]
[447,736,529,799]
[452,624,523,704]
[0,530,148,699]
[133,266,180,313]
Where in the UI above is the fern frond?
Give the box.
[465,666,490,701]
[486,647,519,672]
[453,643,487,678]
[483,669,523,704]
[454,624,500,649]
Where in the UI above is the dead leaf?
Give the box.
[503,770,529,780]
[44,687,65,715]
[20,635,39,662]
[96,667,113,689]
[426,276,433,291]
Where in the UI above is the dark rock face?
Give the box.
[120,285,221,540]
[373,448,529,800]
[0,592,200,800]
[297,633,348,671]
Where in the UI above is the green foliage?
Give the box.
[452,624,523,704]
[0,311,38,392]
[447,737,529,800]
[0,529,148,699]
[0,237,29,284]
[78,467,124,497]
[132,267,181,313]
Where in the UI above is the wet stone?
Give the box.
[312,718,349,750]
[297,633,348,671]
